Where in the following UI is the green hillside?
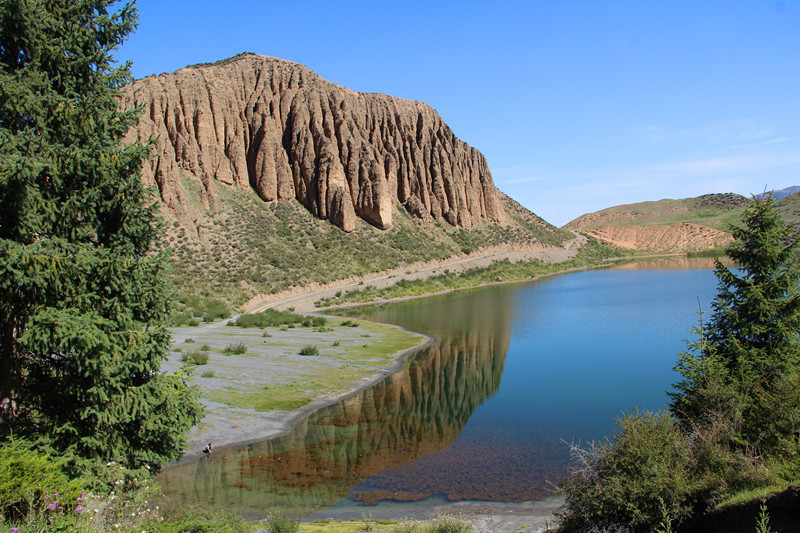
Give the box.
[159,180,571,323]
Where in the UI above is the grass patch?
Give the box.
[265,513,300,533]
[198,320,424,412]
[201,369,216,378]
[222,342,248,355]
[234,309,305,328]
[300,346,319,356]
[316,237,615,307]
[181,350,209,365]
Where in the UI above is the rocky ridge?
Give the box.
[122,53,505,232]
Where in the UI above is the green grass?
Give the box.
[199,321,424,412]
[299,345,319,356]
[222,342,248,355]
[316,237,616,307]
[162,179,570,322]
[181,350,209,365]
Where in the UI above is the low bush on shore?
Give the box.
[223,342,248,355]
[181,350,209,366]
[299,346,319,356]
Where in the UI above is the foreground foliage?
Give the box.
[0,0,201,472]
[559,195,800,532]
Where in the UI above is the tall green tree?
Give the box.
[0,0,201,471]
[672,194,800,454]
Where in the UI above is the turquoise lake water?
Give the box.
[158,259,720,518]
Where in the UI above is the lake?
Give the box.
[157,258,720,519]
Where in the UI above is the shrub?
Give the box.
[0,439,82,522]
[184,338,195,344]
[299,346,319,356]
[181,351,209,366]
[223,342,248,355]
[202,298,230,322]
[264,512,299,533]
[151,506,249,532]
[201,370,216,378]
[200,344,211,351]
[559,410,697,532]
[428,515,472,533]
[341,320,359,327]
[234,309,303,328]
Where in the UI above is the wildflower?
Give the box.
[46,503,57,511]
[77,497,85,502]
[75,507,84,512]
[11,527,20,532]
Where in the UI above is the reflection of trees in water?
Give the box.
[609,256,733,270]
[158,290,512,518]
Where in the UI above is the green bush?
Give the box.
[200,344,211,351]
[181,351,209,366]
[201,370,216,378]
[202,298,230,322]
[0,439,82,522]
[559,410,697,531]
[264,512,299,533]
[234,309,303,328]
[149,506,248,532]
[299,346,319,356]
[223,342,248,355]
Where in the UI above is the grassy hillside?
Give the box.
[158,179,572,323]
[564,193,752,232]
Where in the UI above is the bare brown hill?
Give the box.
[564,193,748,252]
[122,53,504,232]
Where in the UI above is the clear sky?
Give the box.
[117,0,800,227]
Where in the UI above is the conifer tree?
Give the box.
[672,194,800,453]
[0,0,201,471]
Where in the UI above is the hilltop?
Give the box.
[121,54,572,320]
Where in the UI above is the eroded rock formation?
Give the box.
[122,53,506,232]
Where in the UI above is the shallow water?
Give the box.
[158,258,719,518]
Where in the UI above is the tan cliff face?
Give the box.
[122,53,506,232]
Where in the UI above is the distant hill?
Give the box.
[757,185,800,200]
[563,193,751,253]
[566,191,800,253]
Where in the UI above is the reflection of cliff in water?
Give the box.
[158,290,511,518]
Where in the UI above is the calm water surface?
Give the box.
[158,258,719,518]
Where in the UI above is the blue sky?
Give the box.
[118,0,800,227]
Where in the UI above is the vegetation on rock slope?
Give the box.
[161,178,572,324]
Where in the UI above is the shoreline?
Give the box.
[174,245,691,457]
[173,240,603,457]
[174,323,436,461]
